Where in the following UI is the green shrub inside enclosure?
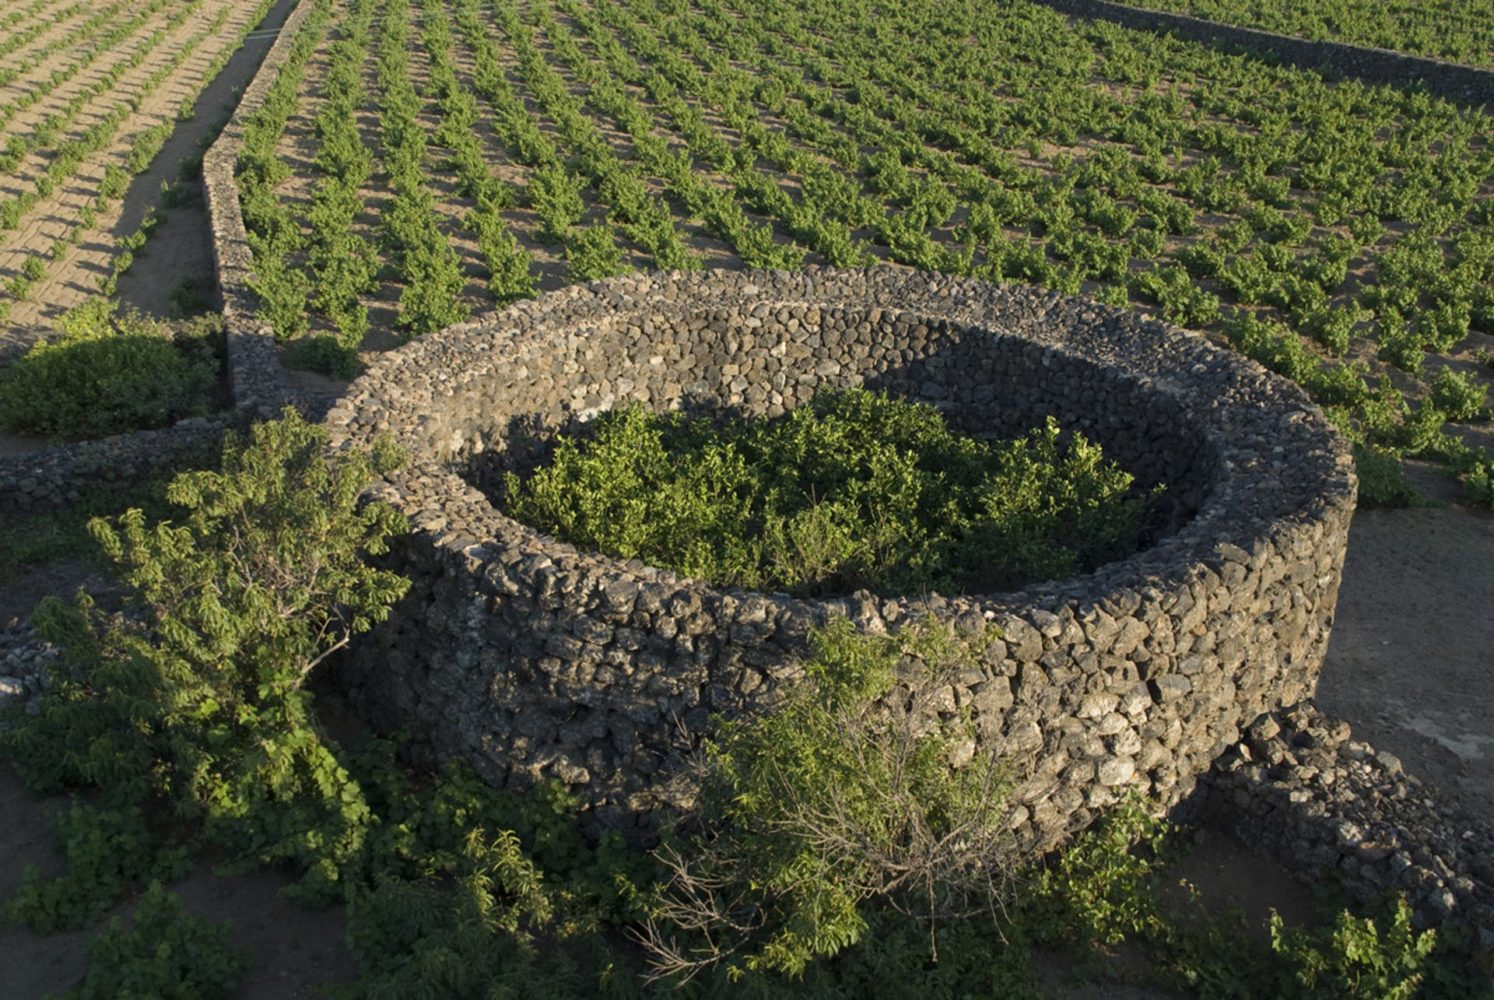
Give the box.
[503,387,1158,596]
[0,299,222,440]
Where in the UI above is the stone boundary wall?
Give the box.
[326,267,1356,846]
[0,0,307,515]
[200,0,308,418]
[1207,701,1493,946]
[1036,0,1494,108]
[0,417,227,516]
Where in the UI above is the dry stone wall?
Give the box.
[1207,700,1494,944]
[0,416,226,516]
[1037,0,1494,108]
[200,0,307,418]
[0,0,308,515]
[325,267,1356,846]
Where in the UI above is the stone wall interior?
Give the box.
[324,267,1356,846]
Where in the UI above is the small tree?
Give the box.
[4,409,410,924]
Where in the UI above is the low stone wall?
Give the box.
[0,0,306,515]
[1037,0,1494,108]
[201,0,308,419]
[325,267,1355,845]
[1207,701,1493,945]
[0,417,226,516]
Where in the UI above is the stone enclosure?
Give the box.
[324,267,1355,847]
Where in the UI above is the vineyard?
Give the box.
[1120,0,1494,67]
[2,0,1494,995]
[240,0,1494,501]
[0,0,277,351]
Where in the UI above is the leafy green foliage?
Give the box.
[1268,898,1439,1000]
[505,388,1154,596]
[644,618,1018,981]
[1429,368,1488,422]
[0,0,267,272]
[375,0,470,337]
[341,827,555,997]
[1024,798,1181,954]
[1460,453,1494,508]
[237,0,335,342]
[1351,445,1427,510]
[283,332,363,380]
[223,0,1494,499]
[9,801,191,934]
[315,741,651,999]
[61,882,246,1000]
[0,408,643,991]
[0,299,220,440]
[1122,0,1494,67]
[0,469,197,575]
[1010,803,1474,1000]
[2,410,410,922]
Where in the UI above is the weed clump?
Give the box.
[643,618,1019,981]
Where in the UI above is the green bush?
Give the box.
[504,388,1155,596]
[0,300,221,439]
[62,882,245,1000]
[283,333,362,380]
[1429,368,1488,422]
[1268,898,1439,1000]
[3,410,410,923]
[643,618,1019,981]
[1353,444,1427,509]
[1012,804,1469,1000]
[1,407,651,993]
[1022,799,1171,951]
[1461,453,1494,508]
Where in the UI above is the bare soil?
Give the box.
[114,0,301,319]
[1316,502,1494,829]
[0,0,271,362]
[0,768,356,1000]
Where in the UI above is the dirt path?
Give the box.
[1316,503,1494,829]
[114,0,299,319]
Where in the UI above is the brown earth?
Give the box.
[114,0,301,320]
[0,0,272,363]
[1316,501,1494,825]
[0,769,356,1000]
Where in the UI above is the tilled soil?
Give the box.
[0,0,281,362]
[113,0,301,320]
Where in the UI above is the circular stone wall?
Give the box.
[324,267,1355,846]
